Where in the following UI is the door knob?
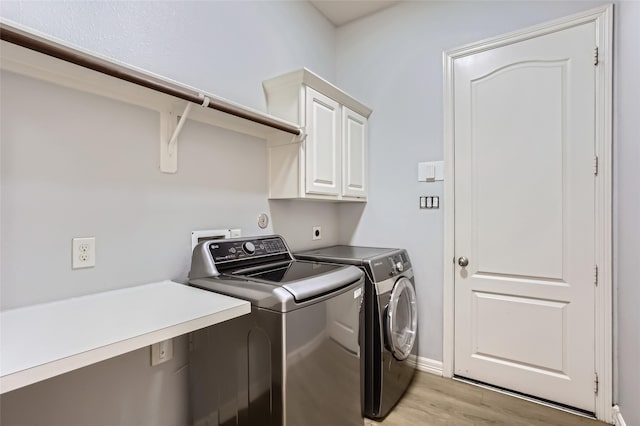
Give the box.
[458,257,469,267]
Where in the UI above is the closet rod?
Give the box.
[0,26,301,136]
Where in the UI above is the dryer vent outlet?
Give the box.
[312,226,322,240]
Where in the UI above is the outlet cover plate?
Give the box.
[72,237,95,269]
[312,226,322,240]
[151,339,173,366]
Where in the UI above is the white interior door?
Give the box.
[453,22,596,412]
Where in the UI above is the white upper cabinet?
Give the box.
[342,107,368,198]
[263,68,372,202]
[305,88,342,196]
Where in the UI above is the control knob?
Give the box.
[242,242,256,255]
[396,261,404,272]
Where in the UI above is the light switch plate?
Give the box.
[418,163,436,181]
[418,161,444,181]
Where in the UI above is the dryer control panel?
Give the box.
[369,250,411,281]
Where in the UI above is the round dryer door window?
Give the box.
[385,277,418,360]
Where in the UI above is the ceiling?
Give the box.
[309,1,401,26]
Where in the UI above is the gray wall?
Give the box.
[0,2,338,425]
[614,2,640,425]
[334,1,639,423]
[1,0,638,425]
[0,1,339,308]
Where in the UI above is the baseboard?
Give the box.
[612,405,626,426]
[408,355,443,376]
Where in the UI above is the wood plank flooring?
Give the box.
[365,372,608,426]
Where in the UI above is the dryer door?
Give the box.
[385,277,418,360]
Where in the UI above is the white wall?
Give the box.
[335,0,639,423]
[0,0,335,112]
[2,1,638,425]
[0,1,339,307]
[0,2,337,424]
[613,2,640,425]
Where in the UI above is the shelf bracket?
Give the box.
[292,126,306,143]
[160,95,210,173]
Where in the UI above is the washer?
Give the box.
[295,245,418,419]
[188,235,364,426]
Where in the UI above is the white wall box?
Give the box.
[263,68,372,201]
[0,20,302,174]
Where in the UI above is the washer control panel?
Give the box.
[208,236,288,263]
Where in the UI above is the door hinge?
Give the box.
[594,373,599,394]
[594,265,599,286]
[594,156,599,176]
[594,47,599,66]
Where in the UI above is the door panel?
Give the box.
[305,87,341,196]
[454,22,596,411]
[342,107,368,198]
[472,61,565,279]
[472,291,567,373]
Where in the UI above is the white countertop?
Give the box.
[0,280,250,394]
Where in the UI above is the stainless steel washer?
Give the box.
[295,246,418,420]
[188,235,364,426]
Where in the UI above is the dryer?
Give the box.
[295,246,418,419]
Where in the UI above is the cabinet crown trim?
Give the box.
[263,67,372,118]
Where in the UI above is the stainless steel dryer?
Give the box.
[295,245,418,420]
[188,235,364,426]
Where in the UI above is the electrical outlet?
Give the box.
[72,237,95,269]
[151,339,173,366]
[312,226,322,240]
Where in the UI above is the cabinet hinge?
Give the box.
[594,47,599,66]
[594,265,599,286]
[594,156,599,176]
[594,373,599,395]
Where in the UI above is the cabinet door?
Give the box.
[305,87,341,196]
[342,107,368,198]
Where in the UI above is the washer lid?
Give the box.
[190,263,363,312]
[242,261,362,302]
[243,260,341,283]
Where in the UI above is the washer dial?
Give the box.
[242,242,256,255]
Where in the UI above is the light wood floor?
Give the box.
[365,372,608,426]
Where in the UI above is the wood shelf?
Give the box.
[0,281,250,394]
[0,19,302,173]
